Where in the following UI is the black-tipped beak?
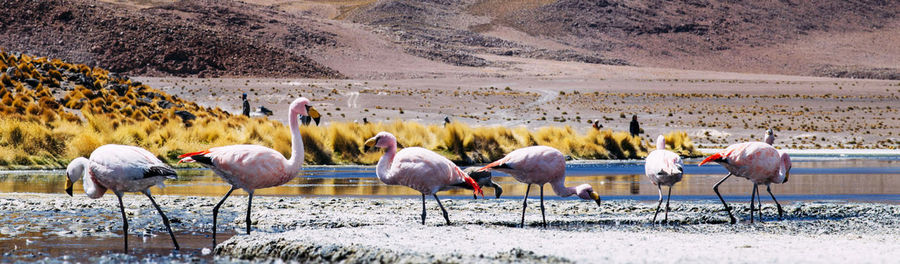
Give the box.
[305,105,322,126]
[494,184,503,199]
[65,177,74,197]
[364,137,377,152]
[590,192,601,207]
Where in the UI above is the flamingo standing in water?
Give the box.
[64,144,180,251]
[179,97,320,245]
[364,132,483,225]
[478,146,602,228]
[644,135,684,223]
[699,142,791,224]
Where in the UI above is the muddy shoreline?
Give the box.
[1,193,899,263]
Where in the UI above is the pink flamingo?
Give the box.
[65,144,179,251]
[364,132,483,225]
[178,97,320,245]
[477,146,602,228]
[699,142,791,224]
[644,135,684,223]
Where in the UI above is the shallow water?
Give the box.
[1,155,898,202]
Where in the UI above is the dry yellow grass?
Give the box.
[0,50,701,168]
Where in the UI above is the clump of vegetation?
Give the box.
[0,50,702,168]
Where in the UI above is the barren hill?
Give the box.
[2,0,898,79]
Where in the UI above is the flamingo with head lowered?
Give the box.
[477,146,602,228]
[364,132,483,225]
[644,135,684,223]
[178,97,320,246]
[699,142,791,224]
[65,144,180,252]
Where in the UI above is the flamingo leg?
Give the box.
[756,187,762,214]
[652,185,663,223]
[767,185,784,218]
[115,193,129,252]
[421,194,427,225]
[432,194,450,225]
[712,173,736,224]
[664,185,673,224]
[749,184,758,224]
[143,190,180,250]
[212,186,236,246]
[540,184,546,228]
[521,184,531,228]
[246,191,254,235]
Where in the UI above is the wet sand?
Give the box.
[1,193,898,263]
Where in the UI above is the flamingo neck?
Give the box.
[82,168,106,198]
[549,179,577,197]
[285,112,304,172]
[375,145,398,184]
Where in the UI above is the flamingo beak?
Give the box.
[305,105,321,125]
[590,191,601,207]
[364,137,377,152]
[784,171,790,183]
[65,177,74,197]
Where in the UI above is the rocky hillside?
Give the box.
[0,0,343,78]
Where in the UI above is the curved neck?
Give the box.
[549,179,577,197]
[375,145,398,184]
[285,112,304,171]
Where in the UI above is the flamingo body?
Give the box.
[65,144,179,251]
[478,145,602,227]
[700,141,791,224]
[644,135,684,223]
[366,132,482,225]
[179,97,319,245]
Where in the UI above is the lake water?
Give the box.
[2,155,899,202]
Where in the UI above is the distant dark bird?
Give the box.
[250,106,274,117]
[629,115,641,137]
[444,116,451,126]
[241,93,250,117]
[363,117,369,124]
[592,120,603,130]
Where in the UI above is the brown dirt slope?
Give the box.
[0,0,343,78]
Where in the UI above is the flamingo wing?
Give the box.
[183,145,291,189]
[391,148,481,196]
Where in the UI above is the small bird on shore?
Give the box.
[65,144,180,252]
[644,135,684,223]
[764,128,776,145]
[179,97,320,246]
[699,142,791,224]
[365,132,483,225]
[477,146,602,228]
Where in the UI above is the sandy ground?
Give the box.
[139,55,899,149]
[1,193,898,263]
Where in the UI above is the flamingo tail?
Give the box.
[476,158,508,172]
[177,150,210,163]
[698,153,724,166]
[457,167,484,198]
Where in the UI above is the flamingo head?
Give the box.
[364,132,397,151]
[778,152,792,184]
[64,157,90,196]
[290,97,321,125]
[575,184,602,207]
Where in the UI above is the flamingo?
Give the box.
[477,146,602,228]
[178,97,320,245]
[64,144,179,251]
[699,142,791,224]
[364,132,483,225]
[644,135,684,223]
[764,128,776,145]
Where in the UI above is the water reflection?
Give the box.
[1,158,898,200]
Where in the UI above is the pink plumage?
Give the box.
[700,141,791,224]
[179,97,319,245]
[478,145,602,228]
[366,131,482,225]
